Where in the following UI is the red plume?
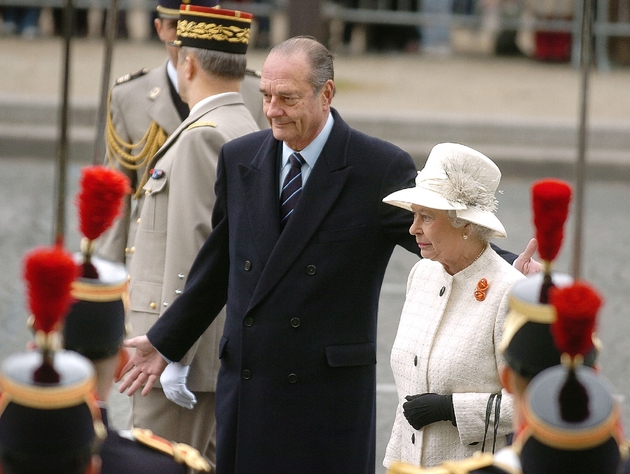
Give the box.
[550,281,602,358]
[76,166,131,241]
[531,179,572,262]
[23,245,79,334]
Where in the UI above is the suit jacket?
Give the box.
[99,408,187,474]
[128,93,259,392]
[147,108,419,473]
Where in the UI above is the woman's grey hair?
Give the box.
[269,36,336,96]
[447,210,494,242]
[179,46,247,80]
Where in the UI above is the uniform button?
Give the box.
[145,188,152,195]
[244,261,252,271]
[439,286,446,296]
[290,317,300,328]
[162,301,168,307]
[306,265,316,275]
[414,355,418,366]
[136,218,141,224]
[287,373,298,384]
[178,273,185,280]
[244,317,254,327]
[175,289,182,295]
[149,302,157,310]
[124,247,130,254]
[242,369,251,380]
[130,246,135,254]
[411,433,415,444]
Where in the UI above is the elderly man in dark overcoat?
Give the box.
[119,36,530,474]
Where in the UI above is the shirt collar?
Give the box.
[167,60,178,92]
[282,112,334,169]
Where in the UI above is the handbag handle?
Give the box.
[481,392,502,453]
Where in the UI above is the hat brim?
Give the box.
[456,207,507,239]
[383,187,507,239]
[383,186,467,212]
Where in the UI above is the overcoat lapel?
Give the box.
[245,111,353,312]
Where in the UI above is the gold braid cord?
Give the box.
[388,453,496,474]
[105,90,168,199]
[131,428,211,471]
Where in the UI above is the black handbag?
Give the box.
[481,392,502,453]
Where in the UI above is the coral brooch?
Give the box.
[475,278,489,301]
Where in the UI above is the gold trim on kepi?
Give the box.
[174,6,252,54]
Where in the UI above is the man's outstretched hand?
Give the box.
[513,238,542,276]
[117,336,168,396]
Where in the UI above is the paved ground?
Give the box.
[1,35,630,472]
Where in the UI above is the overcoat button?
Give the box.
[178,273,185,280]
[287,373,298,384]
[413,355,418,366]
[130,246,135,254]
[244,317,254,327]
[306,265,316,275]
[242,369,251,380]
[136,218,141,224]
[162,301,168,307]
[439,286,446,296]
[244,261,252,271]
[175,289,182,295]
[149,302,157,310]
[290,317,300,328]
[411,433,415,444]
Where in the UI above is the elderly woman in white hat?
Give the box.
[382,143,525,469]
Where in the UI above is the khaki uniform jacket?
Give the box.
[128,93,259,392]
[98,62,268,266]
[98,60,182,265]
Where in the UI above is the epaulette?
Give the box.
[388,452,496,474]
[186,121,217,131]
[245,68,262,78]
[131,428,211,472]
[115,68,149,85]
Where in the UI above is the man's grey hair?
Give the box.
[179,46,247,80]
[270,36,336,96]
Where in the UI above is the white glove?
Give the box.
[160,362,197,409]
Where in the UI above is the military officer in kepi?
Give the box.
[98,0,267,268]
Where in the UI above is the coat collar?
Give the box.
[242,108,353,311]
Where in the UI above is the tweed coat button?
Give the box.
[439,286,446,296]
[244,317,254,327]
[290,317,300,328]
[242,369,251,380]
[287,373,298,384]
[244,261,252,271]
[306,265,316,275]
[149,302,157,310]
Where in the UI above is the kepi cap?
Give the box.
[157,0,220,19]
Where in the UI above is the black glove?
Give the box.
[403,393,457,430]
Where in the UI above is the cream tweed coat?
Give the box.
[384,246,524,468]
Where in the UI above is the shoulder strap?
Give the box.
[131,427,211,472]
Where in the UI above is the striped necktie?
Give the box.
[279,152,305,229]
